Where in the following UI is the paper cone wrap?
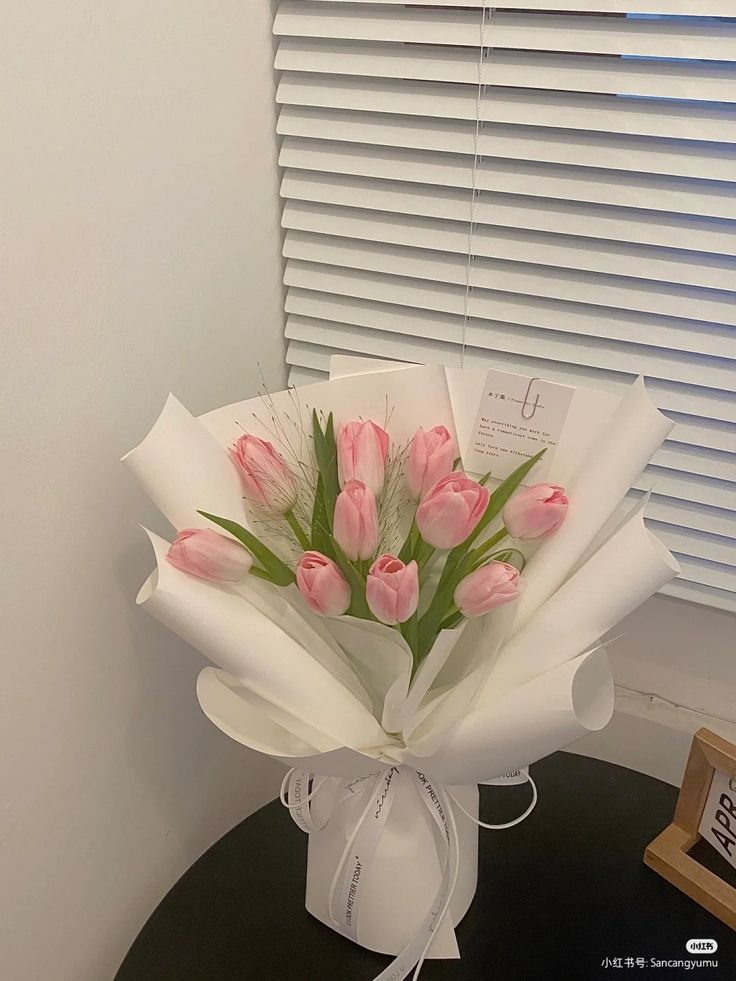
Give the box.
[305,770,479,958]
[123,363,680,964]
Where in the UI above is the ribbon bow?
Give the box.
[281,765,538,980]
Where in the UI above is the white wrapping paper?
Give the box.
[405,648,614,785]
[305,770,479,958]
[124,363,680,967]
[137,530,388,755]
[486,503,680,697]
[512,377,673,629]
[123,395,248,531]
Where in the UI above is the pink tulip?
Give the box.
[167,529,253,582]
[337,420,389,496]
[296,551,351,617]
[503,483,569,541]
[415,471,490,549]
[366,554,419,626]
[454,561,521,617]
[406,425,457,502]
[333,479,379,562]
[229,434,299,515]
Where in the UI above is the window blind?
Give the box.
[273,2,736,612]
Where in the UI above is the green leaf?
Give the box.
[310,474,334,557]
[486,547,527,572]
[197,511,295,587]
[332,540,372,619]
[249,565,275,582]
[439,610,463,631]
[284,509,311,550]
[398,516,418,563]
[415,448,546,663]
[400,612,420,672]
[463,447,546,551]
[322,411,340,513]
[312,410,339,532]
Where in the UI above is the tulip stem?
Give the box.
[398,516,419,563]
[284,509,311,551]
[401,612,420,669]
[484,547,526,573]
[416,544,435,574]
[249,565,274,582]
[465,527,508,568]
[439,607,462,631]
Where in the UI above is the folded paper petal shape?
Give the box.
[194,640,615,789]
[487,502,680,697]
[404,647,615,785]
[123,394,248,531]
[196,669,390,778]
[137,530,387,754]
[512,376,673,629]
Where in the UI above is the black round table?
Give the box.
[116,753,736,980]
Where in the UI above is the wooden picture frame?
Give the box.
[645,728,736,930]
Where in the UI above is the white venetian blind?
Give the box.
[273,2,736,612]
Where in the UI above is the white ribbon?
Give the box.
[281,765,538,980]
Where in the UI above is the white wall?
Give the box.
[2,3,286,979]
[568,594,736,785]
[608,594,735,724]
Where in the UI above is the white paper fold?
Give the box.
[486,504,680,698]
[137,530,388,754]
[326,618,412,734]
[122,394,247,531]
[404,648,614,785]
[512,377,673,629]
[196,669,389,777]
[196,667,323,758]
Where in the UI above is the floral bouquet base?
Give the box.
[124,357,680,978]
[303,768,479,958]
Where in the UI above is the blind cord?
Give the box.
[460,2,490,369]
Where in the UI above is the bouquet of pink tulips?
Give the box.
[124,360,679,974]
[167,408,568,672]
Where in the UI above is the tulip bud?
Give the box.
[416,471,490,550]
[503,483,569,541]
[366,554,419,626]
[406,425,457,502]
[229,434,299,516]
[333,479,379,562]
[167,529,253,582]
[296,551,351,617]
[454,561,521,618]
[337,420,389,496]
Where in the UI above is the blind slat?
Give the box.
[278,107,736,183]
[276,1,736,609]
[283,234,736,339]
[282,170,736,258]
[278,74,736,144]
[283,201,736,293]
[660,581,736,614]
[284,285,736,421]
[280,139,736,221]
[277,42,736,104]
[274,5,736,61]
[311,0,734,12]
